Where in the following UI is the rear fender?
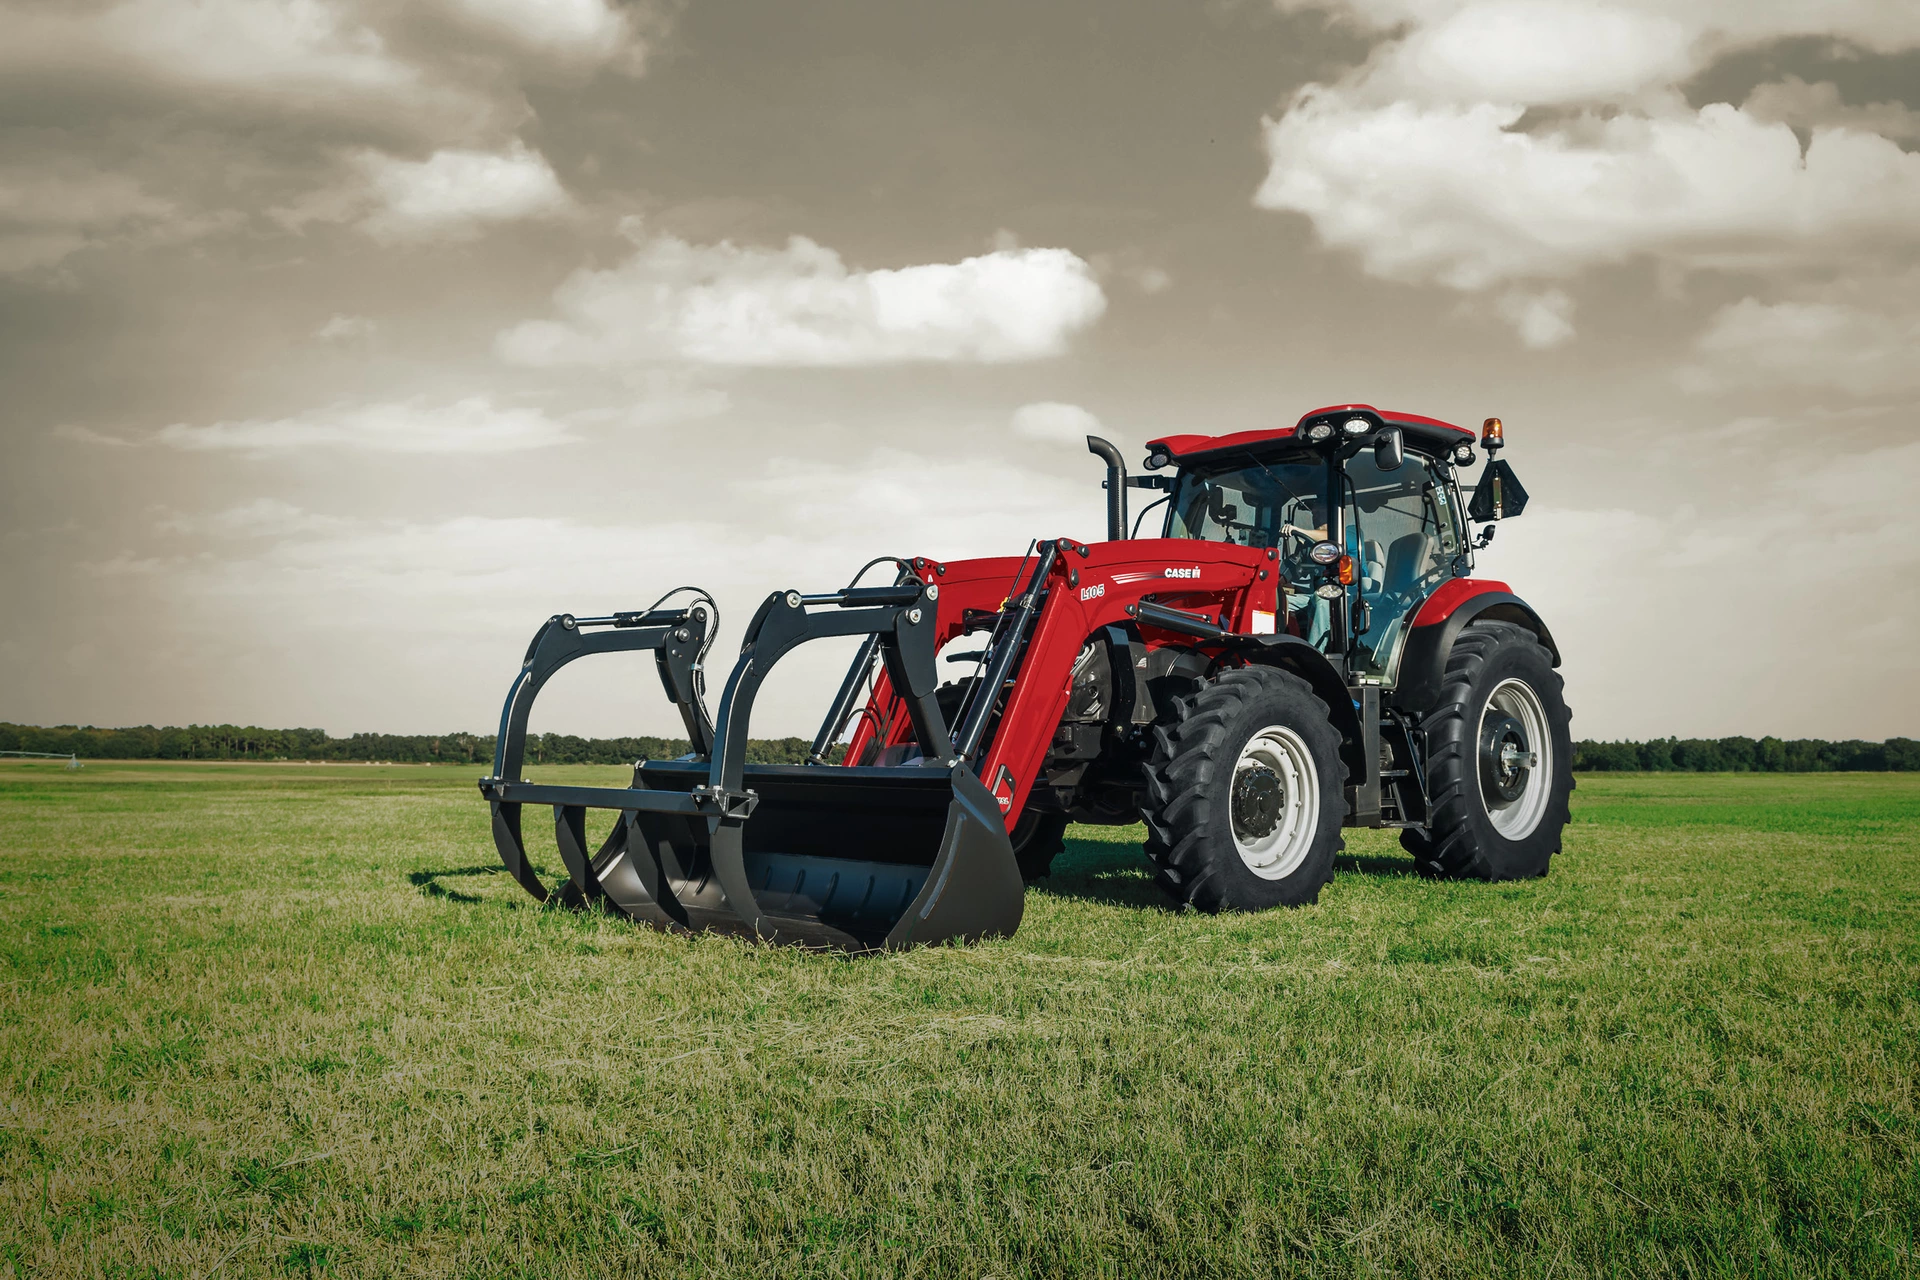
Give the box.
[1232,635,1368,781]
[1393,590,1559,714]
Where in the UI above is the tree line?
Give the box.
[1569,736,1918,773]
[2,722,1916,772]
[0,723,813,766]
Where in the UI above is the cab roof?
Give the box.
[1146,404,1474,466]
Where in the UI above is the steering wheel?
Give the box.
[1278,522,1319,549]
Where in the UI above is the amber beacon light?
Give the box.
[1481,416,1505,453]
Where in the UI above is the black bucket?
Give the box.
[589,758,1021,950]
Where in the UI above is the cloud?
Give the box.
[314,313,376,341]
[1743,76,1920,143]
[1680,291,1920,397]
[442,0,647,71]
[1010,401,1104,445]
[1496,288,1575,350]
[0,163,189,273]
[1372,1,1695,106]
[0,0,492,136]
[1256,0,1920,346]
[53,424,138,448]
[154,396,581,455]
[1258,97,1920,292]
[155,498,347,537]
[497,229,1108,367]
[354,142,572,243]
[0,0,661,272]
[1,0,654,122]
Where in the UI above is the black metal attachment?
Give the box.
[478,579,1022,952]
[479,604,714,901]
[1129,599,1229,643]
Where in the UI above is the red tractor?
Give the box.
[480,405,1572,950]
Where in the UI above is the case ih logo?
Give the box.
[990,765,1017,815]
[1163,566,1201,579]
[1079,582,1105,602]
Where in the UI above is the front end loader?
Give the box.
[480,405,1572,948]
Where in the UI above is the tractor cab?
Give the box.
[1134,406,1522,687]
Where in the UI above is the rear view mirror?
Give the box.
[1467,459,1529,521]
[1373,426,1404,472]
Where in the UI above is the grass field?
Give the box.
[1,762,1915,1278]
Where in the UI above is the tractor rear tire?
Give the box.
[1142,666,1347,912]
[1010,811,1069,881]
[1402,619,1573,880]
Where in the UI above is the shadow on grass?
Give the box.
[408,865,501,904]
[1037,841,1423,907]
[1335,852,1422,880]
[1034,841,1172,911]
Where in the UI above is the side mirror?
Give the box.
[1373,426,1404,472]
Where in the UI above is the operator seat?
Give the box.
[1362,532,1431,672]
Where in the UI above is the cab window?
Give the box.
[1346,454,1457,680]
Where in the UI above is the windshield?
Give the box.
[1166,457,1325,552]
[1168,455,1333,650]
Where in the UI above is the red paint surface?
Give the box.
[844,539,1277,827]
[839,549,1511,828]
[1411,578,1510,627]
[1148,404,1473,462]
[1148,426,1298,458]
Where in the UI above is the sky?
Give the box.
[2,0,1917,743]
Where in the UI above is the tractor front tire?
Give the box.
[1142,666,1348,912]
[1403,619,1573,880]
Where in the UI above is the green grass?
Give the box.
[1,762,1915,1278]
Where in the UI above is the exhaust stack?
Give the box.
[1087,435,1127,541]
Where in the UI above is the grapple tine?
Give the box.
[553,804,604,906]
[489,800,549,902]
[590,810,693,932]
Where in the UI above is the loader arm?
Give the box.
[840,537,1300,825]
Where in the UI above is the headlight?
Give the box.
[1342,416,1370,436]
[1309,541,1341,564]
[1305,421,1334,443]
[1452,442,1475,465]
[1143,450,1169,471]
[1314,583,1343,599]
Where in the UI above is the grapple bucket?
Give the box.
[478,582,1023,951]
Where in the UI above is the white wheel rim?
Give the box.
[1229,725,1321,880]
[1480,677,1552,839]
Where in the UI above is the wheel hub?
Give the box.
[1227,724,1321,881]
[1232,763,1284,840]
[1479,713,1532,804]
